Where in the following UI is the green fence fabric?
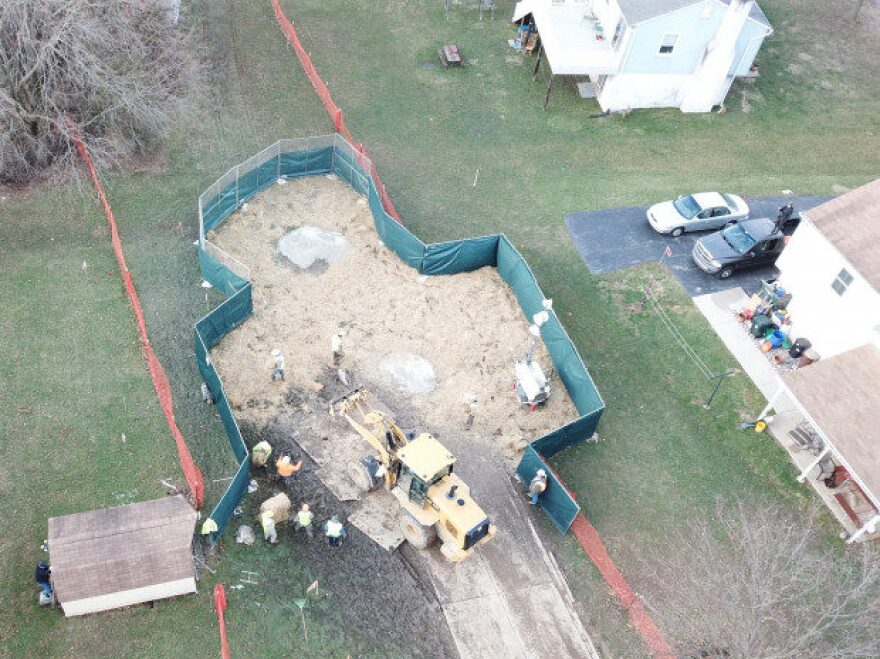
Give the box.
[539,315,604,416]
[333,147,370,196]
[516,446,581,533]
[281,146,333,180]
[532,408,603,458]
[421,236,500,275]
[368,179,425,270]
[202,181,239,233]
[199,250,249,297]
[195,136,604,538]
[496,236,546,318]
[195,285,252,350]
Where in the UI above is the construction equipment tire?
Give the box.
[348,461,374,494]
[400,514,436,550]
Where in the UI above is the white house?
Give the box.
[775,179,880,359]
[757,180,880,542]
[513,0,772,112]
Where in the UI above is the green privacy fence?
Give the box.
[195,134,604,537]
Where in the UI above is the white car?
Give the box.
[647,192,749,237]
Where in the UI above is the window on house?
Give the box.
[612,17,626,50]
[831,268,854,296]
[659,33,678,55]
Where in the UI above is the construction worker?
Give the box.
[294,503,314,539]
[35,561,52,599]
[259,509,277,544]
[276,455,302,484]
[270,348,285,382]
[331,331,344,366]
[251,440,272,468]
[323,515,347,547]
[528,469,548,505]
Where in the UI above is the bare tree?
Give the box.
[0,0,199,184]
[637,501,880,658]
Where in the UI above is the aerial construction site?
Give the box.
[205,172,597,657]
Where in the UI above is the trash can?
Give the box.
[767,330,787,350]
[750,315,776,338]
[799,348,820,368]
[789,338,812,359]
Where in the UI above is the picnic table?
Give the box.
[438,44,463,68]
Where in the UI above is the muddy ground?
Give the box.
[208,175,577,467]
[234,414,458,657]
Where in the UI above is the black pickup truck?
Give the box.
[691,218,785,279]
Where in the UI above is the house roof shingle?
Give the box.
[782,344,880,503]
[48,495,197,601]
[618,0,771,29]
[803,178,880,291]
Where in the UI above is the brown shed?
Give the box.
[48,495,197,617]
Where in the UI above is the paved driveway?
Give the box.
[565,196,831,297]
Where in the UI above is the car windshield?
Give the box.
[673,195,701,219]
[721,193,738,211]
[722,224,756,254]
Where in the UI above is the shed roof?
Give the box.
[49,495,197,601]
[802,178,880,291]
[782,344,880,503]
[618,0,770,29]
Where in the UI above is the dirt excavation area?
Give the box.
[209,174,577,466]
[207,175,596,658]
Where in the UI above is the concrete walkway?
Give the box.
[692,287,794,412]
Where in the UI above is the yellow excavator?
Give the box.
[330,388,495,561]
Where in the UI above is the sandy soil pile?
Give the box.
[209,175,576,464]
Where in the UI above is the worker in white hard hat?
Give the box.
[276,454,302,484]
[528,469,548,505]
[331,332,344,366]
[259,509,277,544]
[270,348,285,382]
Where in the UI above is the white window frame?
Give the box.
[658,33,679,56]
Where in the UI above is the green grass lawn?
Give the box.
[1,0,878,655]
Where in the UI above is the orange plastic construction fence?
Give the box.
[270,0,401,223]
[570,514,675,658]
[73,136,205,509]
[214,584,232,659]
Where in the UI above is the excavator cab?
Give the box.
[396,434,455,505]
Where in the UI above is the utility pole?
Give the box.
[703,370,736,409]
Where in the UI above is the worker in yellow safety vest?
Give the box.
[260,509,277,544]
[294,503,314,539]
[323,515,346,547]
[251,440,272,468]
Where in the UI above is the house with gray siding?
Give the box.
[513,0,772,112]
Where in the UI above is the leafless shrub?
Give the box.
[0,0,199,185]
[638,501,880,659]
